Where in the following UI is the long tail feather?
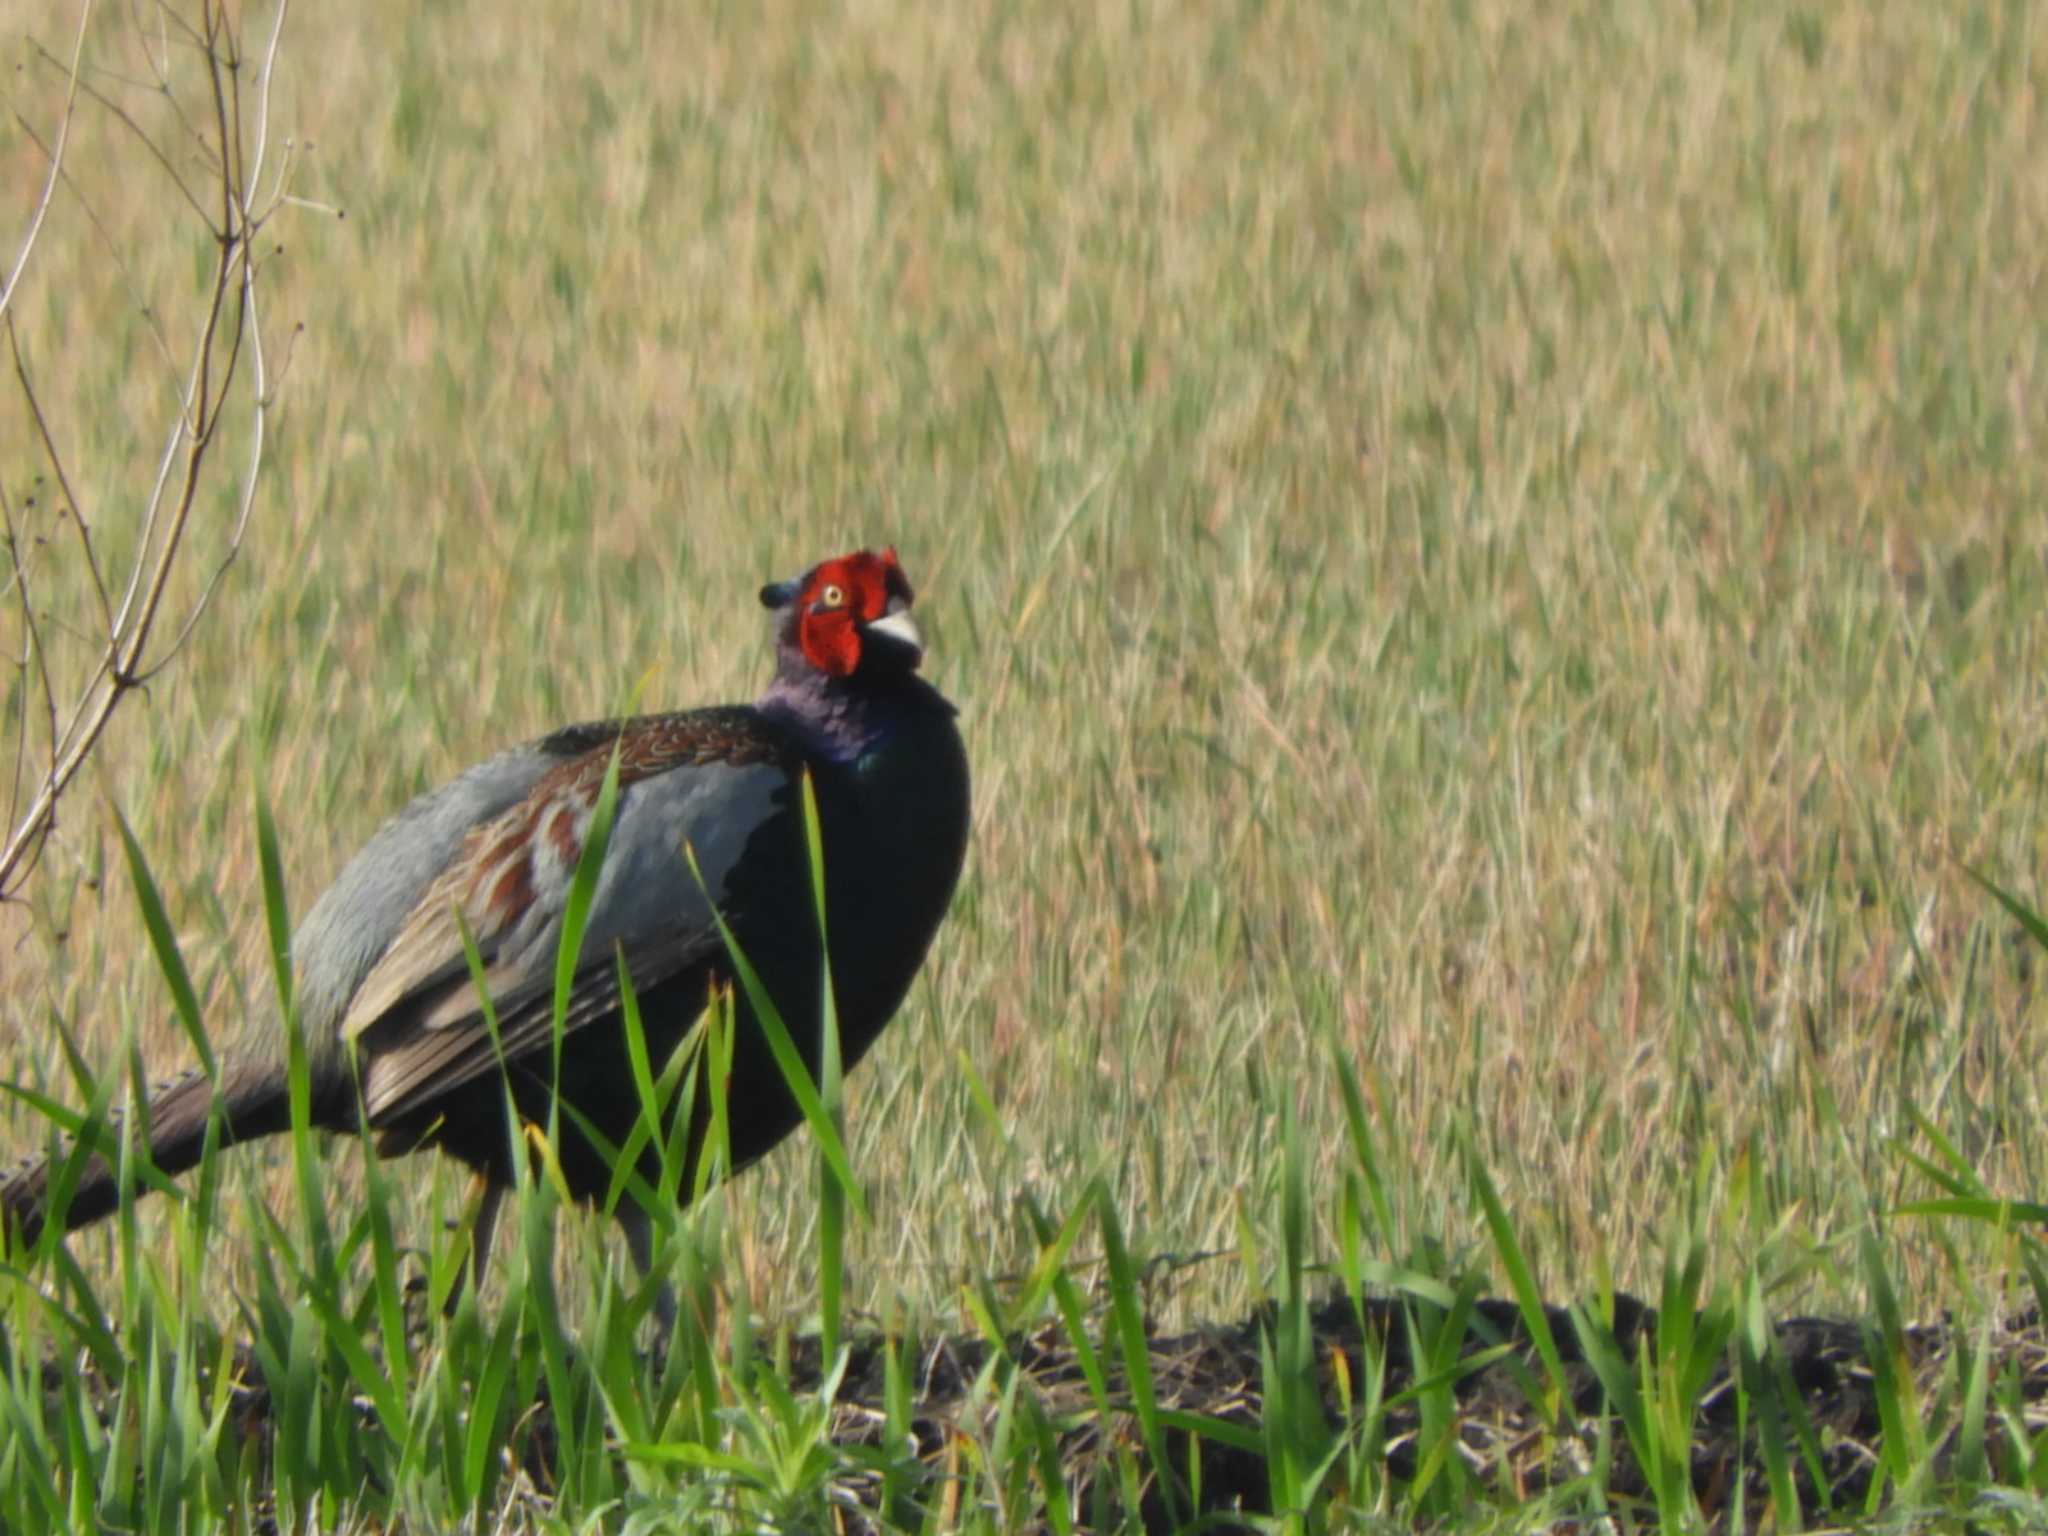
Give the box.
[1,1056,303,1247]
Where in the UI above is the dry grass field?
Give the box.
[3,0,2047,1527]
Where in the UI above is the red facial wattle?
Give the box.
[795,548,920,677]
[799,603,864,676]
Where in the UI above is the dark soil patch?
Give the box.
[79,1291,2048,1531]
[777,1292,2048,1530]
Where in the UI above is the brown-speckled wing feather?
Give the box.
[341,708,800,1126]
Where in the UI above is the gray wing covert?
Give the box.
[346,755,796,1127]
[293,742,573,1036]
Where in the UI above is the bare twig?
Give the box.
[1,105,182,381]
[6,317,113,638]
[0,1,92,323]
[22,33,217,230]
[0,0,298,907]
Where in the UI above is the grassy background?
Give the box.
[5,0,2047,1352]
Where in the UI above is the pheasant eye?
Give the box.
[818,583,846,608]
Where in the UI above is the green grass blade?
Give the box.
[1461,1123,1569,1418]
[112,809,211,1078]
[682,840,866,1221]
[1960,865,2048,953]
[799,769,847,1364]
[548,733,624,1146]
[1020,1186,1115,1423]
[252,777,295,1016]
[1096,1187,1180,1528]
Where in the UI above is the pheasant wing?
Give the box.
[338,710,800,1126]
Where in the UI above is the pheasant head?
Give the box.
[760,547,922,678]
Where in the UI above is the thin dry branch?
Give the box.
[0,2,92,323]
[0,0,297,908]
[7,317,114,640]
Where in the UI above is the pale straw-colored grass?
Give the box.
[4,0,2045,1346]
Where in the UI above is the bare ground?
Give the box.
[129,1288,2048,1532]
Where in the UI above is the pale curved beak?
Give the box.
[865,601,924,664]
